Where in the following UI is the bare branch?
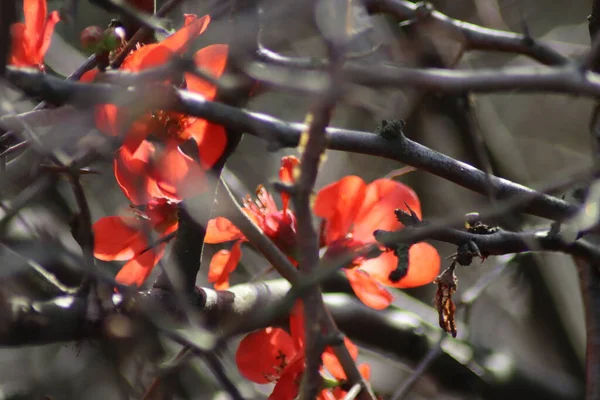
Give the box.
[362,0,569,65]
[374,224,600,261]
[4,68,578,222]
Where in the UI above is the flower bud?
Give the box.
[80,26,104,52]
[103,26,126,51]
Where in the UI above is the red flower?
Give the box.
[93,198,178,287]
[10,0,60,70]
[113,138,204,205]
[314,176,440,310]
[235,302,369,400]
[204,156,299,289]
[93,139,200,286]
[81,14,228,203]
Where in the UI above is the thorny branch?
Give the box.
[3,67,578,222]
[293,25,344,400]
[374,221,600,261]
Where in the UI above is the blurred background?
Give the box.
[0,0,596,398]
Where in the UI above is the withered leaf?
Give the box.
[434,264,458,338]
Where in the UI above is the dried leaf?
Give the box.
[434,264,458,337]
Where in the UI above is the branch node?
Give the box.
[414,2,435,20]
[376,119,406,141]
[395,203,421,226]
[464,212,498,234]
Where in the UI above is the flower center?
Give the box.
[151,110,196,143]
[129,199,178,232]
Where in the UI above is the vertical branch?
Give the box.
[294,83,336,400]
[293,1,360,399]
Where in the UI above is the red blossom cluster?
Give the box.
[207,157,440,310]
[84,14,228,286]
[9,3,441,396]
[236,301,370,400]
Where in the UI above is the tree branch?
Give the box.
[374,224,600,262]
[249,62,600,96]
[4,68,578,222]
[0,281,582,399]
[362,0,569,66]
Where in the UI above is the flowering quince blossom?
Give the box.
[92,112,210,288]
[90,15,231,287]
[314,176,441,310]
[235,302,370,400]
[93,197,178,287]
[81,14,228,204]
[204,156,300,289]
[10,0,60,70]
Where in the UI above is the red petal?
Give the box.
[9,23,28,66]
[36,10,60,63]
[323,337,358,380]
[121,44,159,71]
[269,358,304,400]
[158,220,178,237]
[360,243,440,288]
[23,0,47,54]
[352,179,421,243]
[184,120,227,169]
[345,268,393,310]
[317,391,336,400]
[160,14,211,54]
[138,45,174,70]
[146,199,179,234]
[185,44,229,100]
[358,363,370,380]
[95,104,121,137]
[93,216,146,261]
[314,176,367,243]
[279,156,300,212]
[204,217,244,243]
[114,141,169,205]
[115,244,165,287]
[183,14,197,26]
[235,327,297,384]
[153,141,205,200]
[208,240,243,290]
[279,156,300,184]
[289,300,305,351]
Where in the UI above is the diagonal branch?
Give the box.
[3,68,579,222]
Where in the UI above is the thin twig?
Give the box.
[391,336,444,400]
